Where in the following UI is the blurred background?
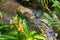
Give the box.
[0,0,60,40]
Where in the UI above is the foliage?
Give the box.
[0,0,60,39]
[0,14,45,40]
[51,0,60,16]
[41,13,60,33]
[37,0,60,34]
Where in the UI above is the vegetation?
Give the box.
[0,0,60,40]
[0,14,45,40]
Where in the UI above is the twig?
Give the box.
[42,0,52,17]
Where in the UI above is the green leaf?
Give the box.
[19,16,23,22]
[51,0,60,8]
[19,32,26,40]
[23,19,30,37]
[26,37,33,40]
[52,14,59,21]
[41,19,48,23]
[0,35,17,40]
[30,31,37,37]
[33,34,45,40]
[0,25,10,29]
[43,13,52,22]
[53,6,60,15]
[8,29,18,36]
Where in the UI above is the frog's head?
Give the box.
[23,12,35,20]
[17,6,25,14]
